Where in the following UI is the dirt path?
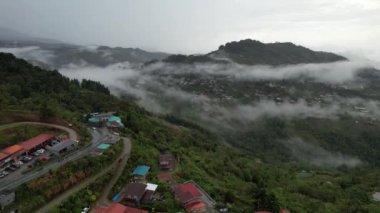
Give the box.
[36,138,131,213]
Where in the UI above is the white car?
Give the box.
[36,149,45,154]
[92,127,97,130]
[81,207,90,213]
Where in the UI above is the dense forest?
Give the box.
[1,52,380,212]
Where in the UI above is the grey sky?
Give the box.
[0,0,379,62]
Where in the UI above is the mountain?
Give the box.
[2,53,380,213]
[163,39,347,65]
[0,27,169,68]
[0,26,63,44]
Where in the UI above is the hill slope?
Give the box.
[163,39,347,65]
[1,53,380,212]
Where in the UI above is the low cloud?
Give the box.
[0,46,54,64]
[284,138,362,168]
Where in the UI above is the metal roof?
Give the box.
[20,134,54,151]
[132,165,150,176]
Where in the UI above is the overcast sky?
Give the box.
[0,0,379,62]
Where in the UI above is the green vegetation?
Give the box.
[1,53,380,212]
[0,124,65,149]
[162,39,346,65]
[51,172,113,213]
[5,142,123,212]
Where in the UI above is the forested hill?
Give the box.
[1,53,380,212]
[162,39,347,65]
[0,52,120,114]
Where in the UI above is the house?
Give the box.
[123,182,158,206]
[159,154,175,171]
[132,165,150,180]
[95,202,148,213]
[123,183,147,206]
[88,112,124,128]
[172,183,206,213]
[47,140,77,156]
[0,190,15,209]
[141,183,158,204]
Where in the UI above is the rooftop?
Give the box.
[0,152,10,161]
[97,143,111,150]
[1,144,23,155]
[49,140,77,152]
[124,183,147,200]
[20,134,54,151]
[95,203,126,213]
[173,183,202,204]
[146,183,158,192]
[132,165,150,176]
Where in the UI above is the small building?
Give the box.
[132,165,150,180]
[95,143,111,153]
[159,154,175,171]
[88,112,124,128]
[172,183,206,213]
[0,190,15,209]
[141,183,158,204]
[123,183,147,206]
[95,202,148,213]
[47,140,77,156]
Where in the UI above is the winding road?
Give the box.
[36,137,131,213]
[0,122,110,192]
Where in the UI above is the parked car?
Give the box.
[0,173,5,178]
[6,166,16,172]
[40,156,50,161]
[81,207,90,213]
[36,149,45,154]
[2,171,9,175]
[21,156,33,162]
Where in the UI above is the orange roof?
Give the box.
[1,145,23,155]
[95,203,148,213]
[0,152,10,161]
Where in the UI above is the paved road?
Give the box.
[0,124,110,192]
[36,137,131,213]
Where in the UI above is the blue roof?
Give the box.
[132,165,150,176]
[97,143,111,150]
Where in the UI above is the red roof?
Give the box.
[1,145,23,155]
[173,183,202,204]
[255,211,272,213]
[20,134,54,150]
[0,152,10,161]
[95,203,148,213]
[185,201,206,212]
[279,210,290,213]
[125,206,149,213]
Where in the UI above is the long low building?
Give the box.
[0,134,55,169]
[20,134,54,154]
